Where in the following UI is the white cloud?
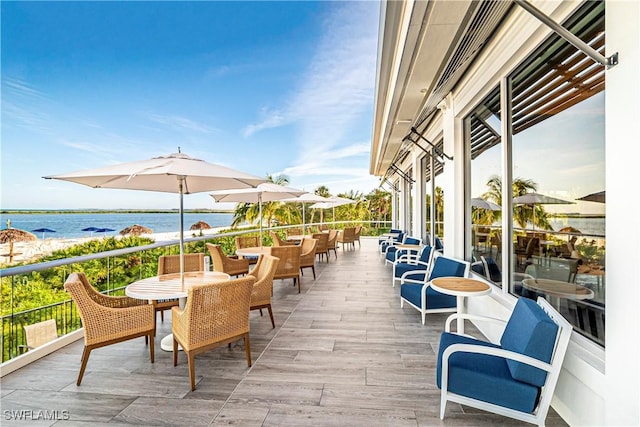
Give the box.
[147,114,218,134]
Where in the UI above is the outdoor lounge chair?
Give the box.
[19,319,58,353]
[312,232,329,262]
[172,276,254,391]
[392,245,433,287]
[337,227,356,250]
[400,252,470,324]
[326,229,338,258]
[64,272,154,386]
[437,297,572,426]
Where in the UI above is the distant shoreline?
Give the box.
[1,209,234,214]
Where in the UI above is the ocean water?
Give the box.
[1,212,234,239]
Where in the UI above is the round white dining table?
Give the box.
[126,271,231,351]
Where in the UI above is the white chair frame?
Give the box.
[399,252,470,324]
[439,297,573,426]
[392,246,433,287]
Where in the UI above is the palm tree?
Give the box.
[313,186,332,223]
[366,188,391,225]
[482,175,552,230]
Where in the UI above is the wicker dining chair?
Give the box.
[326,229,338,259]
[337,227,356,250]
[270,245,302,293]
[172,276,254,391]
[235,236,260,265]
[299,238,318,280]
[64,272,155,386]
[270,231,297,247]
[247,254,280,328]
[353,225,362,248]
[154,253,205,326]
[207,243,250,276]
[312,232,329,262]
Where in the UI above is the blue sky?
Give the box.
[1,1,381,210]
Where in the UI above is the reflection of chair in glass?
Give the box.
[155,253,205,326]
[248,254,280,328]
[490,231,502,256]
[326,229,338,259]
[568,299,605,346]
[525,256,579,283]
[437,297,572,426]
[235,235,260,264]
[270,245,302,293]
[19,319,58,353]
[515,237,539,266]
[299,238,318,280]
[400,252,470,324]
[312,232,329,262]
[481,256,502,283]
[172,276,254,391]
[207,243,249,277]
[64,272,155,385]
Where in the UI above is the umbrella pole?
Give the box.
[259,194,263,247]
[178,178,185,290]
[302,202,306,233]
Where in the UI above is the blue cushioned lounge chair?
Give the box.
[392,245,433,287]
[400,253,470,324]
[437,296,572,426]
[379,231,405,257]
[384,236,421,265]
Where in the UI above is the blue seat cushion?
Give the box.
[394,263,427,279]
[437,332,541,413]
[384,246,400,262]
[400,284,456,309]
[404,237,421,245]
[500,298,558,387]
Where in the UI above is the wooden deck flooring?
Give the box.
[1,237,568,426]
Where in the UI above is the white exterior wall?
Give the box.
[604,0,640,425]
[396,1,639,424]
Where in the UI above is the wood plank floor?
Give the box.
[1,237,568,426]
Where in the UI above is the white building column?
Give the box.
[438,93,464,258]
[411,152,423,238]
[605,0,640,424]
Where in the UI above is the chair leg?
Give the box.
[187,351,196,391]
[173,337,178,366]
[244,334,252,367]
[267,305,275,328]
[312,266,316,279]
[296,275,301,293]
[77,346,92,386]
[148,332,155,363]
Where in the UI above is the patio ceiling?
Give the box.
[370,0,514,177]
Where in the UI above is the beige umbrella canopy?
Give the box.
[189,220,211,231]
[119,224,153,236]
[0,228,37,262]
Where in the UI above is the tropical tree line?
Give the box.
[230,175,392,231]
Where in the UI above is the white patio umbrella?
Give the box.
[281,192,331,231]
[310,195,357,223]
[576,190,605,203]
[44,151,267,285]
[513,192,573,230]
[210,182,305,243]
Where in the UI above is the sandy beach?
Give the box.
[0,227,227,266]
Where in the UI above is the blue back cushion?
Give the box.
[500,298,559,387]
[435,237,444,250]
[404,236,421,245]
[429,256,467,280]
[390,229,402,234]
[419,246,432,263]
[471,263,485,276]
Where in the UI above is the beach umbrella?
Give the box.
[310,195,356,222]
[513,192,573,231]
[558,226,582,234]
[471,197,501,211]
[45,151,266,285]
[0,228,37,262]
[32,228,56,239]
[576,190,605,203]
[119,224,153,236]
[189,220,211,231]
[281,193,331,231]
[211,182,305,243]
